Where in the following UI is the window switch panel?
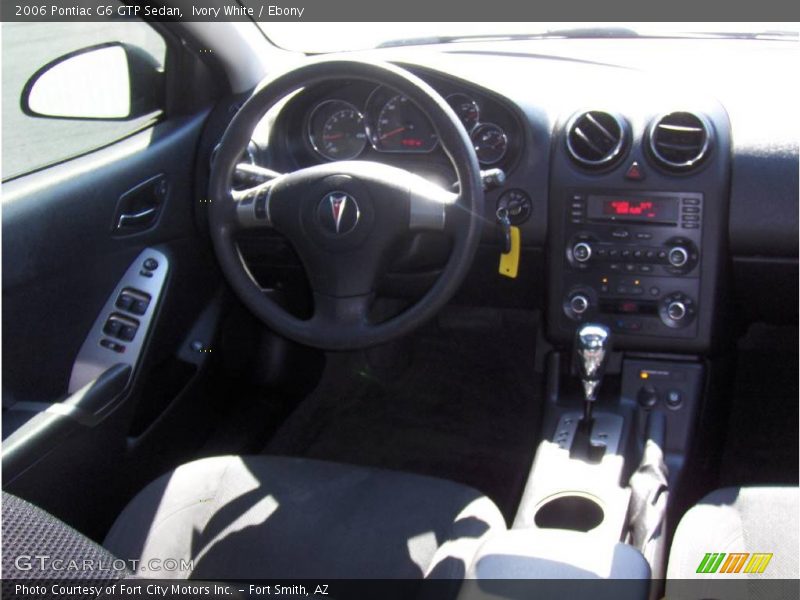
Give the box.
[103,314,139,342]
[69,249,168,394]
[116,288,151,315]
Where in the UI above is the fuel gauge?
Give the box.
[446,93,480,131]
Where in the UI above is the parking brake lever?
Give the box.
[628,411,669,578]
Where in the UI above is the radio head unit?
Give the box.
[554,189,704,341]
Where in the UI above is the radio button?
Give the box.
[639,265,654,273]
[682,197,700,206]
[682,214,700,221]
[657,250,668,260]
[645,250,656,260]
[621,249,631,258]
[682,206,700,214]
[624,263,636,273]
[609,263,622,272]
[612,229,630,239]
[635,232,652,241]
[633,249,643,259]
[608,248,619,258]
[684,223,700,229]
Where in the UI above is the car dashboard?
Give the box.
[234,37,798,356]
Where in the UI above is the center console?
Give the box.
[468,100,730,596]
[546,103,731,355]
[559,190,702,339]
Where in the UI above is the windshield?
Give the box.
[259,22,798,54]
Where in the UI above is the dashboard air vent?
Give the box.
[648,112,711,171]
[566,110,627,169]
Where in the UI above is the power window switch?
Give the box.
[130,299,150,315]
[100,339,125,353]
[116,295,134,311]
[103,319,122,337]
[118,325,137,342]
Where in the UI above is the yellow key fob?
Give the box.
[499,226,520,278]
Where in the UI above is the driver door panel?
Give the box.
[1,114,223,537]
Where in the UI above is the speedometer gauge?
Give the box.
[308,100,367,161]
[375,95,438,153]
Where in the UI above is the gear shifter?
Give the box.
[575,323,611,422]
[570,323,611,462]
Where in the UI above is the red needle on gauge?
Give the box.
[323,133,344,140]
[380,126,406,140]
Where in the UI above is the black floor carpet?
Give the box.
[718,323,799,487]
[264,308,543,522]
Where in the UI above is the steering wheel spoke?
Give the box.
[311,292,373,331]
[232,180,277,230]
[408,176,457,233]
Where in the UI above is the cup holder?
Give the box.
[534,493,605,532]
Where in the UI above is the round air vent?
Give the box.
[565,110,627,169]
[648,112,711,171]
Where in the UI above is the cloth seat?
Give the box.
[96,455,505,579]
[667,486,798,580]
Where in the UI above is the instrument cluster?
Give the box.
[305,84,515,167]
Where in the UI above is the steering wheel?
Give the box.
[208,59,484,350]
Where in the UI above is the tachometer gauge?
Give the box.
[308,100,367,161]
[471,123,508,164]
[446,93,480,131]
[375,95,438,153]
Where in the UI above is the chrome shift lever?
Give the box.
[575,323,611,420]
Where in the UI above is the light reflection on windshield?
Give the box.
[258,22,797,53]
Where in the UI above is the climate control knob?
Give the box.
[564,289,595,320]
[659,292,696,328]
[570,294,590,315]
[572,242,592,263]
[666,300,687,321]
[668,246,689,268]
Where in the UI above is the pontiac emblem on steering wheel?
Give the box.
[318,192,360,235]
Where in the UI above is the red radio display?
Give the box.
[603,200,657,218]
[586,195,679,223]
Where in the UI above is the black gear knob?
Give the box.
[575,323,611,404]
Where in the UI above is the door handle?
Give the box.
[117,207,157,229]
[112,174,168,234]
